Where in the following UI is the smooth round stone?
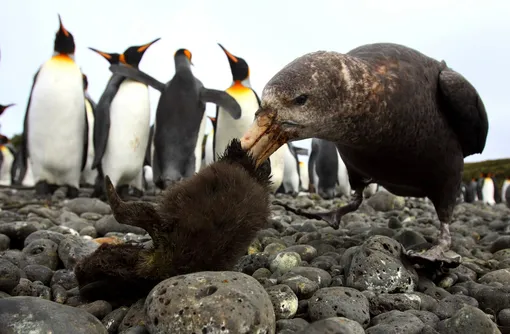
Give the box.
[269,252,302,274]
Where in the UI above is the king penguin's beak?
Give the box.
[240,110,288,167]
[89,47,113,60]
[218,43,238,63]
[57,14,69,37]
[137,38,161,54]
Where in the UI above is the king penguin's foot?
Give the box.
[34,181,52,198]
[66,186,79,199]
[405,222,461,270]
[116,185,130,201]
[130,187,144,198]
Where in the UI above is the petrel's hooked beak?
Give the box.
[240,109,288,167]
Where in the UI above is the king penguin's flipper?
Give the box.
[196,79,241,120]
[81,105,89,171]
[16,69,41,181]
[438,68,489,158]
[108,64,165,93]
[85,92,97,117]
[144,124,154,166]
[91,74,126,170]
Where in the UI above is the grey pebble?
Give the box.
[0,258,20,293]
[78,300,113,320]
[102,306,129,334]
[23,264,54,286]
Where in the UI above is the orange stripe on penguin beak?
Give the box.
[218,43,238,63]
[58,14,69,37]
[137,37,161,53]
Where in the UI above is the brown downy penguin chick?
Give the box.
[75,138,272,302]
[240,43,488,270]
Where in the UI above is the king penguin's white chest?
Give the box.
[103,79,151,183]
[27,55,86,181]
[482,177,495,205]
[215,84,259,157]
[0,146,14,186]
[282,144,299,193]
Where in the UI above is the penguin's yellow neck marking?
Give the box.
[51,53,75,63]
[0,145,7,153]
[227,81,252,95]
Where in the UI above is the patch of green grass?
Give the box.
[463,158,510,190]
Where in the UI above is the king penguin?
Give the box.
[108,48,241,189]
[481,173,496,205]
[0,135,15,186]
[23,15,87,198]
[502,176,510,205]
[279,144,300,195]
[308,138,351,199]
[80,73,97,187]
[202,116,216,168]
[215,43,285,192]
[299,161,309,192]
[88,38,160,198]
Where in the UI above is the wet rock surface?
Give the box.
[0,188,509,333]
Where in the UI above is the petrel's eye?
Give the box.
[293,94,308,106]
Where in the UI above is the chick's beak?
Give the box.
[240,110,288,167]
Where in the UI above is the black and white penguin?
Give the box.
[298,161,309,192]
[22,15,88,198]
[202,116,216,168]
[80,73,98,187]
[476,172,485,201]
[280,143,300,195]
[88,38,160,198]
[464,177,478,203]
[108,48,241,189]
[491,173,502,203]
[363,183,379,198]
[240,42,488,267]
[0,135,15,186]
[215,43,285,193]
[308,138,351,199]
[502,176,510,205]
[481,173,496,205]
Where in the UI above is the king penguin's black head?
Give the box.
[218,43,250,82]
[121,38,160,68]
[174,48,193,65]
[54,14,75,55]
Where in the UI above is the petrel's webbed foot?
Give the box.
[104,175,161,242]
[274,188,364,229]
[406,221,461,270]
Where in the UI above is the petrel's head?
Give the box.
[240,51,349,167]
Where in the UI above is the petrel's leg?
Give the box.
[406,202,461,269]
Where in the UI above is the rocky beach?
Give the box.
[0,187,509,334]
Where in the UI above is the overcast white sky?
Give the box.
[0,0,508,163]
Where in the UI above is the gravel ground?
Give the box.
[0,186,509,334]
